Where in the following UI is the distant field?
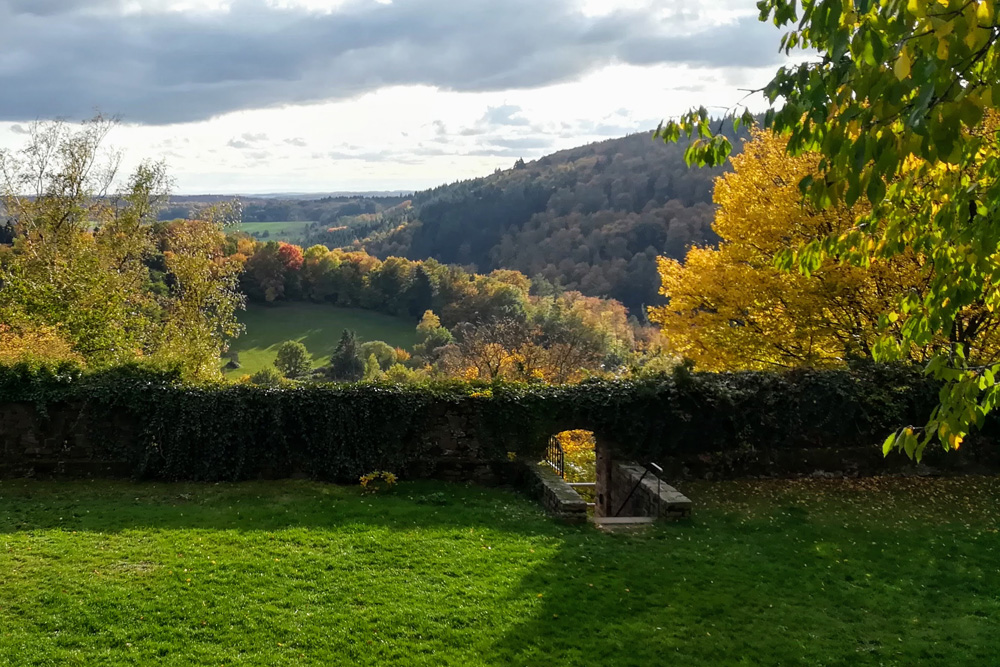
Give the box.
[226,302,416,377]
[236,220,314,243]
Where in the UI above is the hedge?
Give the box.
[0,361,990,482]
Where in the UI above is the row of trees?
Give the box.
[257,330,411,385]
[232,236,658,381]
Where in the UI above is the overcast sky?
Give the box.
[0,0,794,194]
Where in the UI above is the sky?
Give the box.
[0,0,797,194]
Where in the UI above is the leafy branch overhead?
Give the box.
[658,0,1000,459]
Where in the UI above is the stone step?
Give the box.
[591,516,656,525]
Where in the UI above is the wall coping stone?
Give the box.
[527,464,588,523]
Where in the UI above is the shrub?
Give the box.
[359,471,398,494]
[359,341,397,370]
[249,367,285,387]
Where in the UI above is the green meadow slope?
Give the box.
[226,302,417,377]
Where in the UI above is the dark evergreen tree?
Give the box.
[327,329,364,382]
[405,266,434,317]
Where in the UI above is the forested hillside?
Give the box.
[364,128,749,313]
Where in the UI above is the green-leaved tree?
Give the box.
[274,340,312,379]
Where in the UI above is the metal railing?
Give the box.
[544,435,565,478]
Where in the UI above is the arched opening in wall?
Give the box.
[543,429,597,508]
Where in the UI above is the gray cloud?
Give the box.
[9,124,29,134]
[0,0,783,125]
[284,137,308,147]
[449,104,546,142]
[482,105,531,127]
[227,132,268,149]
[5,0,117,16]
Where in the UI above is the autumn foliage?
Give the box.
[649,129,1000,371]
[277,242,304,271]
[554,429,596,483]
[0,324,83,365]
[0,119,243,379]
[233,239,649,381]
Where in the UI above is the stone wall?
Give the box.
[592,442,690,519]
[0,400,508,483]
[1,386,998,483]
[0,402,132,478]
[649,443,1000,481]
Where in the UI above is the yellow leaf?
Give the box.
[948,432,963,450]
[936,37,949,60]
[894,49,911,80]
[977,0,994,24]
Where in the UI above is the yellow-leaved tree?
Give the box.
[649,128,1000,371]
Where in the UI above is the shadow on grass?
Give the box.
[487,512,998,666]
[0,479,572,536]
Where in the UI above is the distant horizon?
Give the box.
[171,190,416,199]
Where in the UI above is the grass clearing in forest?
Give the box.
[0,476,997,666]
[225,302,417,377]
[236,220,314,244]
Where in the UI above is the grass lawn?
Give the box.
[226,302,417,377]
[0,476,997,666]
[237,221,314,244]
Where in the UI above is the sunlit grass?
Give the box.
[0,477,996,665]
[226,302,417,377]
[236,221,314,244]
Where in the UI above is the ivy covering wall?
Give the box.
[0,362,994,482]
